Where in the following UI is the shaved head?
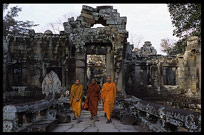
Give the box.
[106,75,111,83]
[75,79,80,85]
[91,78,96,84]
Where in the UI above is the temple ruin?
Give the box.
[3,5,201,132]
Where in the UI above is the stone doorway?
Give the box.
[83,42,113,94]
[63,5,128,94]
[87,54,106,88]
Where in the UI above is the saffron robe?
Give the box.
[87,83,100,116]
[101,82,116,120]
[70,84,83,117]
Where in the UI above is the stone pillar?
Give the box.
[116,64,123,93]
[186,36,199,95]
[3,36,8,92]
[75,52,86,93]
[177,36,200,96]
[110,51,115,82]
[196,41,201,92]
[106,46,114,81]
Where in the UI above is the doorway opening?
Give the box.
[86,54,106,88]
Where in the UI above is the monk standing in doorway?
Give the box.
[86,78,100,121]
[101,75,116,124]
[70,79,83,123]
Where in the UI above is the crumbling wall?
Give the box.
[4,30,76,100]
[177,36,201,98]
[123,37,201,112]
[4,5,129,100]
[63,5,128,93]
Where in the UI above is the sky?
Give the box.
[6,4,179,55]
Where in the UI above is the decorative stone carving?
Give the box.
[42,71,62,96]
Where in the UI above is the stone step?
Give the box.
[23,119,58,132]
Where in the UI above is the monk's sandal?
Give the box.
[94,117,99,121]
[73,116,76,120]
[77,119,82,123]
[106,119,112,124]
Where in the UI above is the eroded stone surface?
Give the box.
[42,71,62,96]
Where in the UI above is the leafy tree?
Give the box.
[169,37,188,55]
[167,3,201,54]
[3,4,38,36]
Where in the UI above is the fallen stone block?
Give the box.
[25,119,58,132]
[56,112,71,123]
[120,114,137,125]
[112,109,121,119]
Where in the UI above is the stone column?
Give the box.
[106,46,111,76]
[186,36,198,95]
[196,41,201,92]
[75,52,86,93]
[106,46,114,81]
[116,64,123,93]
[3,36,8,93]
[110,51,115,82]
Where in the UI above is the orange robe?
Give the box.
[87,83,100,117]
[101,82,116,120]
[70,84,83,117]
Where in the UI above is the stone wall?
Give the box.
[123,37,201,112]
[177,36,201,98]
[4,31,76,100]
[3,5,129,100]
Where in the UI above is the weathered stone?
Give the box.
[81,13,94,20]
[120,114,137,125]
[56,112,71,123]
[42,71,62,96]
[29,119,58,132]
[47,109,57,120]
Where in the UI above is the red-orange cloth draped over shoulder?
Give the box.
[87,83,100,117]
[101,82,116,120]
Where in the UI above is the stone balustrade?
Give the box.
[3,93,56,132]
[113,95,201,132]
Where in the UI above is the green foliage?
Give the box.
[3,4,38,36]
[169,37,188,55]
[168,3,201,38]
[167,3,201,54]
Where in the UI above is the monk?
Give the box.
[70,79,83,123]
[86,78,100,121]
[101,76,116,124]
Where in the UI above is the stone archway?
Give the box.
[63,5,128,93]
